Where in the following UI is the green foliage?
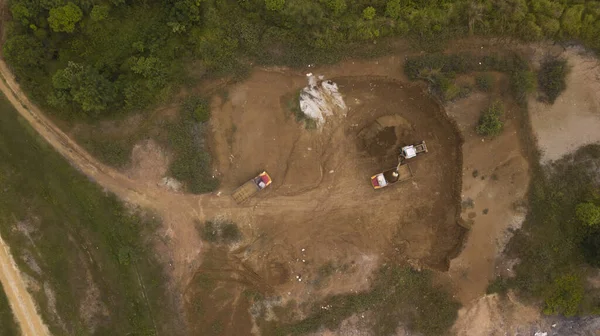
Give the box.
[476,101,504,137]
[543,274,584,317]
[576,202,600,227]
[510,68,536,105]
[476,73,494,91]
[405,53,534,104]
[508,145,600,317]
[266,0,285,11]
[91,5,110,22]
[0,283,20,336]
[561,4,585,38]
[167,96,219,194]
[48,2,83,33]
[6,0,600,124]
[538,57,569,104]
[50,62,117,117]
[362,6,376,20]
[0,93,174,334]
[271,265,460,336]
[199,220,242,244]
[2,34,45,74]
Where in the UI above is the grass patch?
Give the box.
[507,144,600,316]
[264,265,460,336]
[476,100,504,137]
[486,277,510,295]
[0,92,175,334]
[538,57,569,104]
[167,95,219,194]
[0,282,20,336]
[198,219,242,245]
[78,136,133,167]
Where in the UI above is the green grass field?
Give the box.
[0,92,176,335]
[0,282,20,336]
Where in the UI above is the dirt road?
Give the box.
[0,234,50,335]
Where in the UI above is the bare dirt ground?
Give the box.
[446,83,530,305]
[529,46,600,162]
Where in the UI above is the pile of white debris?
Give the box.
[299,73,347,127]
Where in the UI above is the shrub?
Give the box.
[576,202,600,227]
[476,101,504,137]
[538,58,569,104]
[510,69,536,105]
[476,73,494,92]
[543,274,584,317]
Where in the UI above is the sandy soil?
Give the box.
[446,87,530,305]
[529,47,600,162]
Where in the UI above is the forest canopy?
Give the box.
[4,0,600,119]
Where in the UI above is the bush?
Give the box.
[538,58,569,104]
[510,69,537,105]
[543,274,584,317]
[576,202,600,227]
[476,73,494,92]
[476,101,504,137]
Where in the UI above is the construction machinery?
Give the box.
[232,171,272,203]
[400,141,428,160]
[370,163,413,189]
[371,140,428,189]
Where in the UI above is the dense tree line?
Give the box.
[3,0,600,119]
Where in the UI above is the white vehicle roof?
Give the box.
[402,146,417,159]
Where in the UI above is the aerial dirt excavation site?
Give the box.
[2,38,600,336]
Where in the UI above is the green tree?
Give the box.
[2,34,45,73]
[10,3,32,25]
[48,2,83,33]
[576,202,600,227]
[90,4,110,21]
[265,0,285,11]
[50,62,116,115]
[561,5,585,38]
[362,6,376,20]
[167,0,202,33]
